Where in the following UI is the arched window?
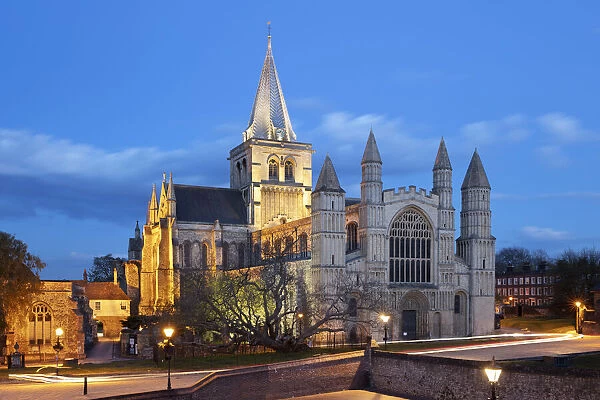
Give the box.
[346,222,358,252]
[285,236,294,258]
[242,158,247,182]
[263,240,271,259]
[299,233,308,258]
[284,160,294,182]
[29,303,52,345]
[201,243,208,267]
[238,243,245,267]
[388,208,433,283]
[236,161,241,183]
[222,242,229,269]
[183,242,191,268]
[268,159,279,180]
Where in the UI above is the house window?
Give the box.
[95,301,101,311]
[388,208,432,283]
[120,302,127,310]
[268,159,279,180]
[29,303,52,345]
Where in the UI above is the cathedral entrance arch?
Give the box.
[398,291,430,340]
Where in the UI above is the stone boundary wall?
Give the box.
[370,351,600,400]
[97,351,364,400]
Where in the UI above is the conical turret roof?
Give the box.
[433,137,452,170]
[362,129,382,164]
[461,149,490,189]
[315,155,345,193]
[243,33,296,142]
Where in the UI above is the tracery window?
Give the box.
[346,222,358,252]
[284,160,294,182]
[388,208,432,283]
[268,159,279,180]
[29,303,52,345]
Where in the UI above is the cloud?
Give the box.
[0,128,231,224]
[288,97,327,110]
[521,226,569,241]
[534,145,570,168]
[459,114,530,146]
[537,112,592,142]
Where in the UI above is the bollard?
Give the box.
[83,376,88,395]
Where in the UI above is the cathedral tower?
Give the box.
[229,32,312,229]
[359,131,386,282]
[311,155,346,288]
[457,149,495,335]
[432,138,455,268]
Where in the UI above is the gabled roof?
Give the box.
[315,155,345,193]
[84,282,130,301]
[433,137,452,170]
[174,185,247,225]
[361,130,382,164]
[243,34,296,142]
[461,150,490,190]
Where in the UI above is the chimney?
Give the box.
[113,268,118,286]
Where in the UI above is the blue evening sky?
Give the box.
[1,1,598,279]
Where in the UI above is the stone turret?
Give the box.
[432,138,455,267]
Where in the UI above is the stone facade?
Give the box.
[131,34,496,339]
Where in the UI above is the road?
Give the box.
[405,334,600,361]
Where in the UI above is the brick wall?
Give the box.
[370,351,600,400]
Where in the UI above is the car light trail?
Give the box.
[9,369,224,384]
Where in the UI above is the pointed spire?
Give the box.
[147,184,158,224]
[433,137,452,170]
[167,172,176,201]
[134,220,140,239]
[243,27,296,142]
[461,149,490,189]
[361,129,382,164]
[315,155,345,193]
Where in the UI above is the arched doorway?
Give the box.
[398,291,430,340]
[453,291,468,337]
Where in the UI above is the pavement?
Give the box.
[290,391,409,399]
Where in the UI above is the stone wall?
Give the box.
[370,351,600,400]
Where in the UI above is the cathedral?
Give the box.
[127,33,496,340]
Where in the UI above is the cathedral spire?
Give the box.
[147,184,158,224]
[461,149,490,189]
[243,26,296,142]
[315,154,344,193]
[361,129,382,164]
[433,137,452,170]
[135,220,140,239]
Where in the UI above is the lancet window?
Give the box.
[284,160,294,182]
[346,222,358,252]
[389,208,433,283]
[268,159,279,180]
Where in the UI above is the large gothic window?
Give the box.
[389,208,433,283]
[268,159,279,180]
[201,243,208,267]
[284,160,294,182]
[29,303,52,345]
[346,222,358,252]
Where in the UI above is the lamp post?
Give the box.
[575,301,581,334]
[163,327,175,390]
[484,357,502,400]
[379,314,390,350]
[53,327,64,376]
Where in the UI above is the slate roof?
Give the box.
[361,130,382,164]
[433,137,452,170]
[84,282,130,301]
[174,185,247,225]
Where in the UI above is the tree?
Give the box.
[88,254,125,282]
[176,244,383,352]
[0,232,45,335]
[552,248,600,312]
[495,247,531,273]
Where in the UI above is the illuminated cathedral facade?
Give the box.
[127,33,496,340]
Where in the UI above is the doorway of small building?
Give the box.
[401,310,417,340]
[96,320,104,338]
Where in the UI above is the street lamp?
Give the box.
[53,327,64,376]
[163,327,175,390]
[575,301,582,334]
[379,314,390,350]
[484,357,502,400]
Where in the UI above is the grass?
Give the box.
[499,317,574,333]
